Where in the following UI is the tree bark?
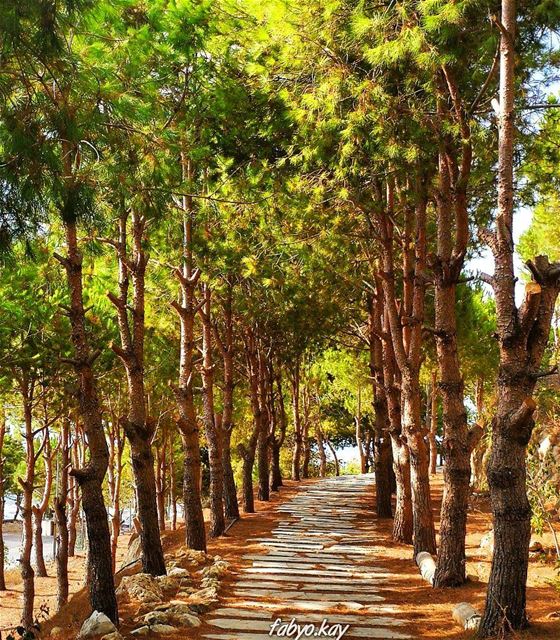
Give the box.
[257,346,270,501]
[199,284,225,537]
[155,431,167,533]
[55,217,118,624]
[169,433,177,530]
[431,71,480,586]
[428,372,438,475]
[0,409,6,591]
[239,326,262,513]
[316,421,327,478]
[67,433,82,558]
[171,165,206,552]
[107,410,124,573]
[54,415,70,610]
[33,409,54,578]
[270,371,287,491]
[108,208,166,576]
[214,284,239,520]
[478,0,560,631]
[291,359,302,481]
[325,439,340,476]
[18,374,35,629]
[376,184,433,554]
[369,296,393,518]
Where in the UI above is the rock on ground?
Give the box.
[77,611,117,639]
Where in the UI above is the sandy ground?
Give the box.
[1,473,559,639]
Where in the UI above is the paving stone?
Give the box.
[206,475,411,637]
[231,588,385,603]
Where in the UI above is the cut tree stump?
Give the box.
[452,602,481,631]
[416,552,435,585]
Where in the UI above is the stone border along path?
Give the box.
[203,475,412,640]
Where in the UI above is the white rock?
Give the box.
[78,611,117,639]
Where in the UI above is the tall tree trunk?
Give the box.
[55,217,118,623]
[171,166,206,552]
[155,433,167,533]
[107,411,124,573]
[33,412,54,578]
[377,181,435,556]
[316,422,327,478]
[325,439,340,476]
[380,297,413,542]
[428,372,438,476]
[0,409,6,591]
[369,296,393,518]
[54,416,70,610]
[67,433,82,558]
[169,434,177,531]
[431,75,482,585]
[291,359,302,481]
[108,209,166,576]
[257,346,270,501]
[301,384,311,479]
[478,1,560,631]
[270,371,287,491]
[18,375,35,629]
[199,284,225,537]
[471,377,487,491]
[239,326,261,513]
[214,282,239,521]
[355,386,368,474]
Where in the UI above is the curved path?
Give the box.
[204,475,411,640]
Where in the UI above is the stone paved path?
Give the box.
[203,475,411,640]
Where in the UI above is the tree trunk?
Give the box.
[55,217,118,623]
[377,182,435,556]
[471,378,487,492]
[257,347,270,501]
[316,422,327,478]
[428,371,438,475]
[240,326,262,513]
[325,439,339,476]
[18,377,35,629]
[0,409,6,591]
[171,171,206,552]
[291,359,302,481]
[107,411,124,573]
[478,0,560,630]
[270,371,287,491]
[169,434,177,531]
[155,432,167,533]
[108,209,166,576]
[199,284,225,537]
[301,385,311,479]
[376,284,413,542]
[214,283,239,521]
[54,416,70,610]
[33,420,53,578]
[67,434,82,558]
[369,295,393,519]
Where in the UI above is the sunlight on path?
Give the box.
[203,475,411,640]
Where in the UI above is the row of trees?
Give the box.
[1,0,559,638]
